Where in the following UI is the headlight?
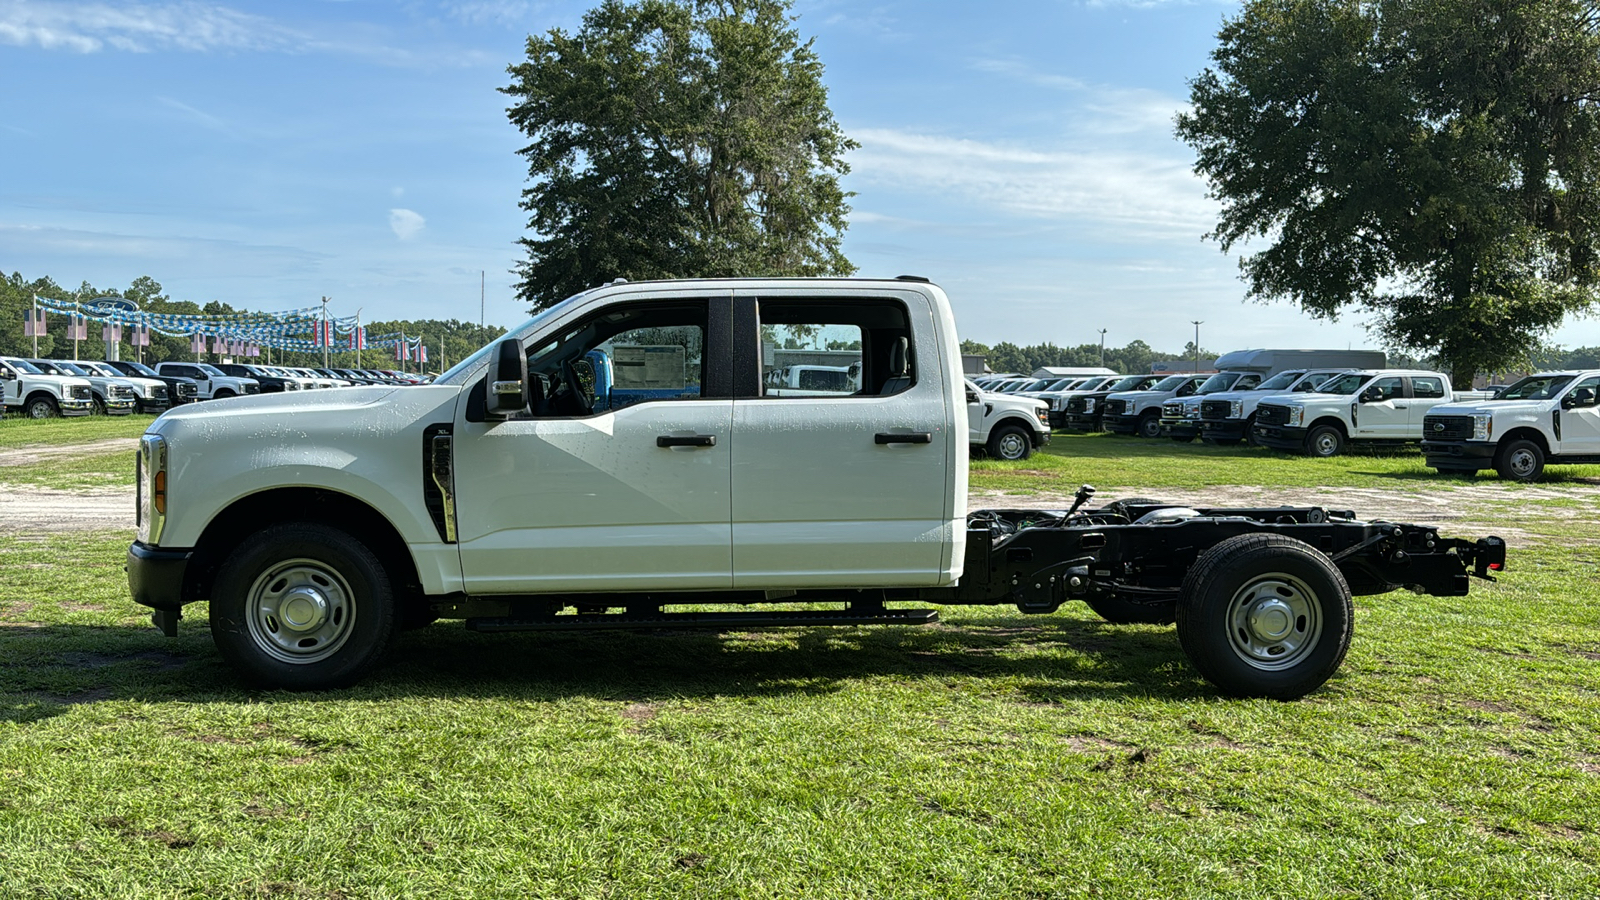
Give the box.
[1229,400,1243,419]
[1035,407,1049,425]
[1186,404,1200,419]
[1473,414,1493,442]
[1083,398,1095,413]
[1287,407,1305,427]
[137,434,168,544]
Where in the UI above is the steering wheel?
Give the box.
[561,357,595,416]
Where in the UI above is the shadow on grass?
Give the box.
[0,612,1212,723]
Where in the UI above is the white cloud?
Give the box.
[442,1,539,27]
[0,0,300,53]
[848,127,1216,238]
[389,208,425,241]
[968,57,1190,136]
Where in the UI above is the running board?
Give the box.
[465,608,940,633]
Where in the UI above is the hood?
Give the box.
[1427,399,1547,417]
[978,388,1047,409]
[1108,389,1178,403]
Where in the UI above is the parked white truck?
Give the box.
[965,378,1051,460]
[1422,371,1600,482]
[1252,370,1477,456]
[153,362,260,400]
[1101,373,1209,438]
[126,278,1504,699]
[1195,369,1353,445]
[0,356,95,418]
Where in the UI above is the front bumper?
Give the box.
[1160,418,1199,439]
[1102,414,1142,435]
[127,541,192,623]
[1422,440,1498,470]
[1252,423,1310,451]
[136,398,171,414]
[1062,413,1102,432]
[1198,419,1248,441]
[60,399,93,417]
[105,399,135,416]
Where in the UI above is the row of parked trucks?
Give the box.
[0,356,429,418]
[976,351,1600,482]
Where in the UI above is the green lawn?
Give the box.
[2,458,1598,896]
[0,413,154,448]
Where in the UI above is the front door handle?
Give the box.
[657,434,716,448]
[875,432,932,444]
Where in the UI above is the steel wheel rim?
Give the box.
[1226,572,1324,671]
[1140,419,1160,438]
[1508,448,1538,477]
[997,432,1028,459]
[1313,432,1339,455]
[244,558,357,665]
[27,401,52,419]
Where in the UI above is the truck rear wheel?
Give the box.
[209,523,398,690]
[987,423,1033,461]
[1495,439,1545,483]
[1137,413,1161,439]
[1306,425,1345,457]
[1175,533,1352,700]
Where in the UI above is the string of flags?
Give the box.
[23,295,428,357]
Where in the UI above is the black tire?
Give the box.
[1175,533,1353,700]
[1494,438,1545,483]
[1084,595,1176,625]
[986,423,1033,461]
[1136,413,1161,439]
[26,396,58,419]
[1305,424,1345,458]
[214,389,236,400]
[209,523,398,690]
[91,394,107,415]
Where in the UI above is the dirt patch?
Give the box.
[0,482,133,533]
[0,438,138,467]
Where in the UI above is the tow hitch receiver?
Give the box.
[1472,536,1508,580]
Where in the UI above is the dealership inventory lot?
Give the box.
[1,428,1598,897]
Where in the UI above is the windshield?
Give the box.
[123,361,159,377]
[1316,373,1371,395]
[1198,372,1243,394]
[1294,371,1341,391]
[198,364,226,377]
[1257,370,1305,391]
[5,358,44,375]
[1152,375,1190,392]
[1496,375,1575,400]
[1107,375,1153,392]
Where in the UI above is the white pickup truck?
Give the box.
[126,278,1504,699]
[0,356,95,418]
[1422,371,1600,482]
[1251,370,1481,457]
[966,379,1050,460]
[153,362,260,400]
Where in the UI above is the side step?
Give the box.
[465,607,940,633]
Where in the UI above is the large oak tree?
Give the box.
[503,0,857,311]
[1177,0,1600,385]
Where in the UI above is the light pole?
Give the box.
[1098,328,1107,367]
[1191,320,1203,373]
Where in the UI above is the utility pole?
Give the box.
[354,308,363,369]
[30,297,38,358]
[480,270,486,349]
[1098,328,1107,367]
[1191,321,1203,374]
[321,296,331,369]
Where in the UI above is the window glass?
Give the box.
[525,302,706,416]
[1257,371,1304,391]
[1152,375,1190,391]
[1368,376,1404,401]
[1318,373,1369,395]
[1198,372,1242,393]
[1410,376,1445,399]
[756,299,912,398]
[1498,375,1575,400]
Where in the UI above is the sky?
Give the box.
[6,0,1600,358]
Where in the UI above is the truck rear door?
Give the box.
[729,289,957,588]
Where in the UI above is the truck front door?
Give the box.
[729,290,956,588]
[1556,376,1600,454]
[1352,376,1409,438]
[452,296,735,594]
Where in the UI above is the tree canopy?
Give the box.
[502,0,857,311]
[1177,0,1600,386]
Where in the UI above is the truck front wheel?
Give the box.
[1175,533,1352,700]
[209,523,398,690]
[1137,413,1161,439]
[987,423,1033,461]
[1495,439,1545,483]
[26,397,58,419]
[1306,424,1345,457]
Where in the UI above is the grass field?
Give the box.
[0,414,153,449]
[1,429,1599,897]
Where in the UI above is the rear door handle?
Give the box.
[875,432,932,444]
[657,434,716,448]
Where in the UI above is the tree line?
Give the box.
[1,271,504,373]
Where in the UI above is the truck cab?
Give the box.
[1253,370,1466,456]
[154,362,260,400]
[1060,374,1161,432]
[1195,369,1350,445]
[1102,374,1207,438]
[1422,371,1600,482]
[1159,370,1263,442]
